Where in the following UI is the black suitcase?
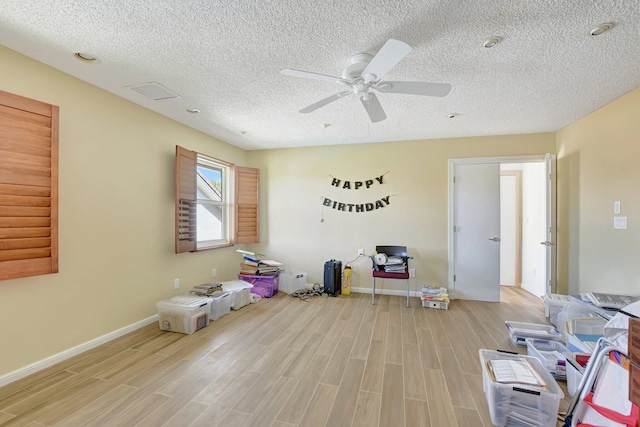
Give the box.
[324,259,342,296]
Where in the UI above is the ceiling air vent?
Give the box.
[128,82,181,100]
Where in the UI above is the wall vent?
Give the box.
[128,82,181,100]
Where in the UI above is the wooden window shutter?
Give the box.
[175,145,197,253]
[0,90,59,280]
[235,166,259,244]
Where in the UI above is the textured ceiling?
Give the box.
[1,0,640,150]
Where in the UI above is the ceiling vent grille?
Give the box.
[128,82,181,100]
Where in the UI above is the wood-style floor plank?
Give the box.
[0,287,571,427]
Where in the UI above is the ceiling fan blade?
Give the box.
[299,91,352,114]
[375,81,452,97]
[360,93,387,123]
[361,39,412,84]
[281,69,347,85]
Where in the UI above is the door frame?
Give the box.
[500,169,522,287]
[448,155,553,299]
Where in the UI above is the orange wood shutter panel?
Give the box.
[175,145,197,253]
[235,166,259,244]
[0,90,59,280]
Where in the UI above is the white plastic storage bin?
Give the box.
[525,338,571,379]
[556,302,599,336]
[221,280,253,310]
[505,321,563,346]
[480,349,564,427]
[207,291,232,320]
[157,296,212,334]
[543,293,573,327]
[280,270,307,294]
[565,358,585,397]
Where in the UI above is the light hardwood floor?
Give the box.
[0,287,571,426]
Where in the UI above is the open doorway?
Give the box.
[500,163,547,297]
[448,155,555,302]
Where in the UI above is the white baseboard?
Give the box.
[351,287,420,297]
[0,314,159,388]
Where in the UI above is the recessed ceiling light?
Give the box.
[74,52,100,63]
[483,37,502,48]
[239,131,247,135]
[322,123,331,128]
[186,108,200,114]
[448,113,458,119]
[589,23,614,36]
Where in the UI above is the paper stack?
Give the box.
[421,286,449,310]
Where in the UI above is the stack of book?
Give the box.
[238,250,283,276]
[383,256,407,273]
[420,286,449,309]
[190,283,224,297]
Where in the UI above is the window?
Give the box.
[175,146,259,253]
[0,90,59,280]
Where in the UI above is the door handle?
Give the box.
[540,241,555,246]
[489,237,501,242]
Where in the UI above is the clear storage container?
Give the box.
[157,296,212,334]
[505,321,563,346]
[480,349,564,427]
[525,338,571,378]
[543,293,573,327]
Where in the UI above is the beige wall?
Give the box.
[556,86,640,295]
[0,46,247,376]
[6,39,636,382]
[246,134,556,292]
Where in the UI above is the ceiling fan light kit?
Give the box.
[281,39,451,123]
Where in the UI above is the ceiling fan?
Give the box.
[281,39,451,123]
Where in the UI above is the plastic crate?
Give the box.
[238,274,280,298]
[479,349,564,427]
[280,270,307,294]
[505,321,563,346]
[543,293,573,327]
[525,338,571,379]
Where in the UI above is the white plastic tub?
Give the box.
[221,280,253,310]
[280,270,307,294]
[565,358,585,397]
[207,291,232,320]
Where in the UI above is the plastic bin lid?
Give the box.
[158,295,212,308]
[221,279,254,291]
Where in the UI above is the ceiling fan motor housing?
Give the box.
[341,53,373,81]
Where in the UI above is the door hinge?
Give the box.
[453,274,456,282]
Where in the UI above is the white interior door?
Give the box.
[451,162,501,301]
[544,154,557,295]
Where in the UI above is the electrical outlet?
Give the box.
[358,248,364,256]
[212,268,217,278]
[173,278,180,289]
[409,269,415,278]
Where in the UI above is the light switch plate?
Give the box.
[614,216,627,229]
[614,201,621,214]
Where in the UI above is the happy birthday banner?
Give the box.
[330,174,385,190]
[323,173,391,213]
